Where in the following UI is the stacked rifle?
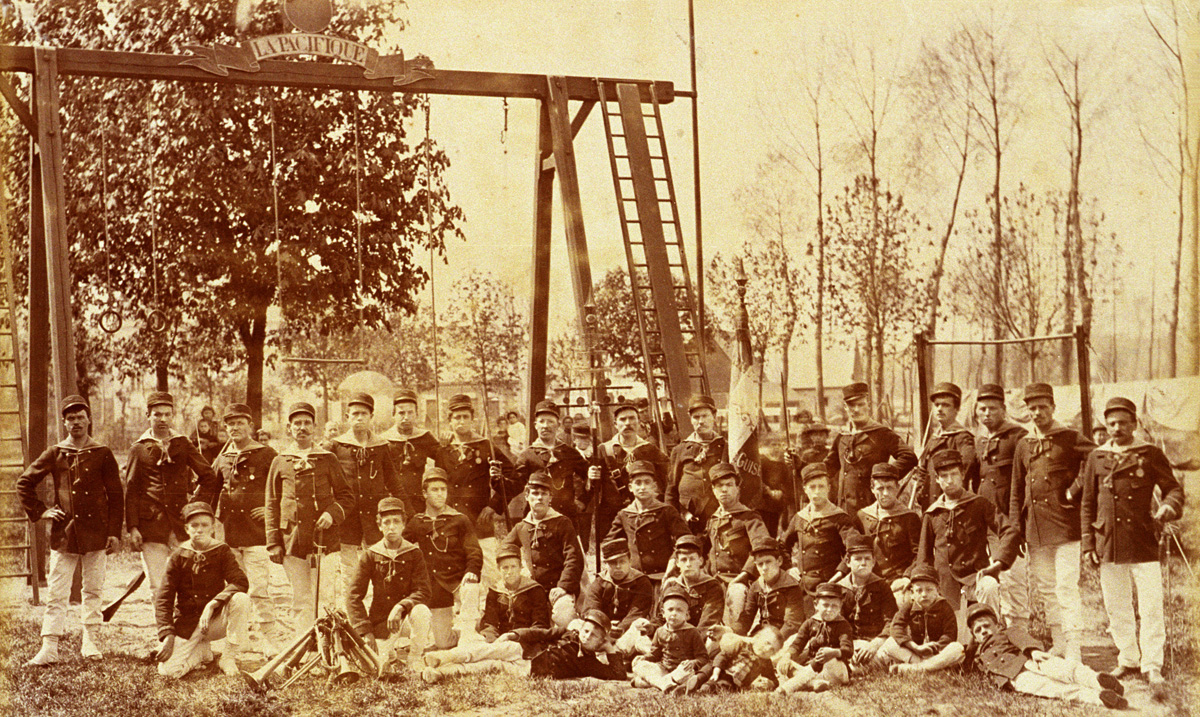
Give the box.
[241,609,385,691]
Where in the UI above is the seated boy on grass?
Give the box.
[964,603,1127,709]
[876,564,964,673]
[682,624,783,694]
[422,607,627,682]
[733,536,804,639]
[835,534,898,671]
[579,537,655,647]
[501,470,584,628]
[631,583,710,692]
[477,544,551,643]
[777,582,853,693]
[347,497,433,670]
[154,501,249,678]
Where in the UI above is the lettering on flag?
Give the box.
[181,34,434,86]
[728,359,762,481]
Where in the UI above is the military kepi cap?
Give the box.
[977,383,1006,403]
[347,392,374,412]
[1023,383,1054,404]
[581,608,611,631]
[930,449,963,471]
[393,388,418,406]
[600,538,631,560]
[447,393,473,413]
[929,382,962,403]
[801,462,829,484]
[613,400,639,418]
[1103,396,1137,419]
[908,564,940,586]
[659,583,691,605]
[813,583,845,601]
[377,497,406,516]
[146,391,174,409]
[842,382,869,401]
[222,403,252,422]
[750,536,784,557]
[627,460,657,478]
[181,501,215,522]
[533,399,560,419]
[708,462,739,484]
[966,602,998,627]
[674,534,704,554]
[526,470,554,491]
[423,466,450,487]
[60,395,89,416]
[571,423,592,438]
[870,463,900,481]
[688,395,717,414]
[845,534,874,556]
[496,544,522,563]
[287,401,317,422]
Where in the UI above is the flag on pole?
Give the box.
[728,259,762,486]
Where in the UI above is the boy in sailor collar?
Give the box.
[1081,396,1184,685]
[853,464,921,596]
[513,400,589,538]
[733,536,805,639]
[324,392,403,603]
[589,401,670,549]
[825,383,917,516]
[211,403,280,651]
[912,382,978,510]
[580,537,655,646]
[605,459,691,583]
[973,383,1032,632]
[501,470,584,628]
[835,535,898,671]
[876,564,965,673]
[403,467,483,650]
[632,583,710,692]
[1009,382,1096,662]
[777,582,854,693]
[347,497,433,669]
[651,534,725,633]
[780,463,861,617]
[154,501,250,678]
[704,461,771,626]
[264,401,354,636]
[668,395,726,532]
[19,395,123,665]
[918,449,1016,635]
[381,388,442,518]
[125,391,223,596]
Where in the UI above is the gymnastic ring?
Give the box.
[146,308,169,334]
[98,308,123,334]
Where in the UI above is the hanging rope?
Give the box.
[145,103,167,334]
[268,87,283,306]
[426,94,441,436]
[500,97,508,155]
[351,91,366,344]
[98,116,121,333]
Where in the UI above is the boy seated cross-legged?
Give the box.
[964,603,1128,709]
[835,534,898,672]
[631,583,711,692]
[734,536,805,640]
[502,470,584,628]
[776,582,854,693]
[346,497,433,671]
[876,564,965,673]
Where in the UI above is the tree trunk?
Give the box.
[236,303,269,425]
[814,127,826,423]
[156,362,169,392]
[1169,160,1183,377]
[1190,128,1199,376]
[928,122,970,339]
[779,339,790,439]
[874,321,885,422]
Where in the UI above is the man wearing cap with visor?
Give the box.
[381,388,442,517]
[668,394,727,531]
[403,466,483,649]
[1081,396,1183,685]
[825,382,917,516]
[513,399,589,539]
[973,383,1032,632]
[265,401,354,636]
[590,400,670,547]
[19,395,123,665]
[580,537,655,642]
[325,392,402,603]
[125,391,223,596]
[912,382,977,510]
[211,403,280,651]
[1009,383,1095,662]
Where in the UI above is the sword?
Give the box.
[101,570,146,622]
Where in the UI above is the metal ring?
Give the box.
[146,308,168,334]
[98,308,123,334]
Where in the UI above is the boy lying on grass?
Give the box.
[680,625,782,694]
[964,603,1128,709]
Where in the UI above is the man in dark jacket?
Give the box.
[1081,396,1184,685]
[588,401,670,549]
[825,383,917,516]
[911,383,977,510]
[668,395,727,532]
[403,467,483,649]
[211,403,279,649]
[19,395,122,665]
[347,497,432,670]
[964,603,1127,708]
[381,388,441,517]
[126,391,223,597]
[154,501,249,678]
[972,383,1031,631]
[580,538,655,640]
[1009,383,1095,662]
[512,400,589,538]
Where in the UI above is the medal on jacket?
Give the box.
[399,440,415,468]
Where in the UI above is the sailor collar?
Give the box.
[421,505,464,520]
[933,421,970,437]
[837,571,887,592]
[136,428,187,445]
[54,437,103,452]
[522,507,564,526]
[1101,437,1152,454]
[379,426,432,442]
[979,420,1023,439]
[604,434,653,453]
[332,429,388,449]
[1028,421,1070,440]
[842,420,887,436]
[926,489,980,514]
[219,439,266,457]
[279,444,335,459]
[859,501,914,522]
[495,576,542,598]
[796,501,846,521]
[681,431,722,445]
[760,569,800,592]
[712,502,753,521]
[622,497,668,514]
[367,537,419,559]
[449,431,489,446]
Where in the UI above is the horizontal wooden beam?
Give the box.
[0,46,674,103]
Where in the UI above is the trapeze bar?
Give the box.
[279,357,367,364]
[925,333,1076,347]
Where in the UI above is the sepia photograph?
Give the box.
[0,0,1196,715]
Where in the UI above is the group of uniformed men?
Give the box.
[15,378,1183,692]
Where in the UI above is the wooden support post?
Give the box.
[915,331,930,437]
[27,115,49,589]
[526,99,555,440]
[32,48,76,404]
[1076,324,1093,433]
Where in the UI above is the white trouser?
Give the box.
[991,534,1032,624]
[723,581,748,629]
[1010,655,1107,705]
[1028,541,1081,632]
[228,545,277,635]
[779,659,850,692]
[43,549,106,636]
[339,543,363,607]
[141,534,180,597]
[157,592,249,678]
[282,552,341,635]
[1099,560,1165,673]
[632,657,698,690]
[478,537,498,609]
[430,639,524,665]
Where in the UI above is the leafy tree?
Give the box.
[439,271,527,399]
[0,0,463,422]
